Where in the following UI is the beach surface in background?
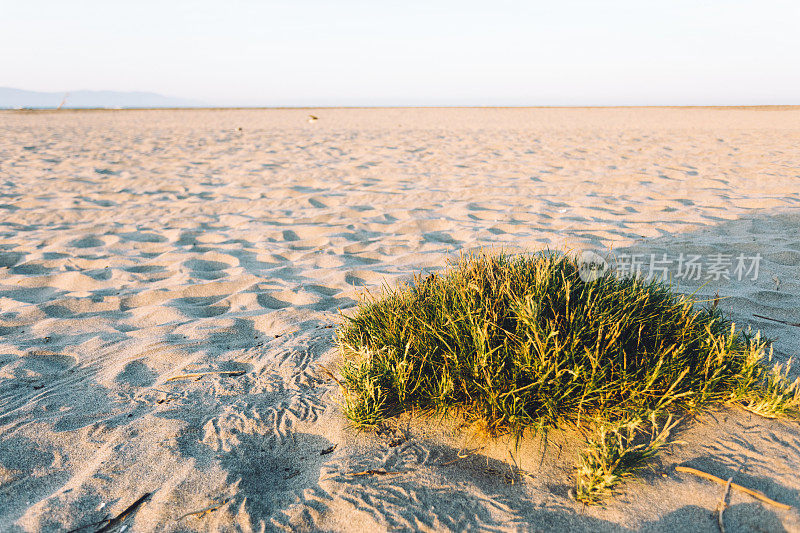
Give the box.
[1,107,799,532]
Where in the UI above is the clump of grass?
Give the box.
[337,251,799,502]
[735,343,800,419]
[575,413,678,503]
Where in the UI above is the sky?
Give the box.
[2,0,799,106]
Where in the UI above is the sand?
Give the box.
[0,107,799,532]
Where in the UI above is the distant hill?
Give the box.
[0,87,204,109]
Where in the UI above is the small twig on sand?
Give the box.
[440,449,481,467]
[165,371,245,382]
[675,466,791,510]
[177,498,231,520]
[320,445,337,455]
[439,445,486,467]
[320,468,402,482]
[346,469,402,477]
[752,314,800,328]
[94,492,152,532]
[316,365,343,387]
[717,477,732,533]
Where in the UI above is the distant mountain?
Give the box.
[0,87,204,109]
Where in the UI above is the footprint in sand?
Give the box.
[765,250,800,267]
[0,252,24,268]
[124,264,167,274]
[118,231,168,244]
[69,236,105,249]
[184,259,230,272]
[0,286,65,305]
[115,360,157,387]
[11,263,56,276]
[256,293,292,310]
[8,352,77,382]
[170,296,231,318]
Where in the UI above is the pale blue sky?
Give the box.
[2,0,799,106]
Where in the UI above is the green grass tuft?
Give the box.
[336,251,799,502]
[575,413,678,503]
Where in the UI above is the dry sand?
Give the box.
[0,107,799,532]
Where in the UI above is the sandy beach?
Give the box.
[1,107,799,532]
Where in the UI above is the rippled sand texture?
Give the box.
[1,108,799,532]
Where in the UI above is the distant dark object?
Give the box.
[237,127,243,131]
[308,115,318,123]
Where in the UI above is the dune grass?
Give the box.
[336,251,800,502]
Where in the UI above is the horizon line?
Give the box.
[4,104,800,112]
